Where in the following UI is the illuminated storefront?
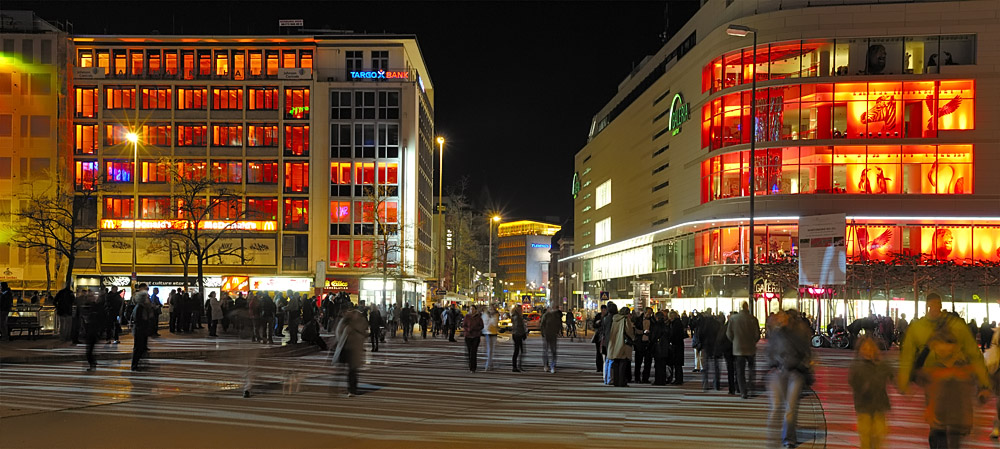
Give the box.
[570,0,999,325]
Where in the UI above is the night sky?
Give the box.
[10,1,699,224]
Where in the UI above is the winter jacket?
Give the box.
[54,288,74,316]
[607,312,636,360]
[511,313,527,338]
[898,313,989,392]
[540,310,561,342]
[667,318,687,365]
[651,319,671,359]
[463,312,484,339]
[333,310,368,369]
[208,296,224,320]
[726,309,760,357]
[698,316,722,358]
[259,296,276,318]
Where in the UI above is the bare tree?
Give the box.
[153,161,250,296]
[444,177,485,294]
[362,185,406,309]
[9,180,104,290]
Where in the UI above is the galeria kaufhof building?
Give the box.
[568,0,1000,324]
[66,34,436,306]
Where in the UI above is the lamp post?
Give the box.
[726,24,758,315]
[126,131,140,294]
[435,136,445,288]
[488,215,500,303]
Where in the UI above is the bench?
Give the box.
[6,315,42,339]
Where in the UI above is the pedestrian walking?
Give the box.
[207,292,223,337]
[333,304,369,397]
[286,292,302,344]
[592,305,607,373]
[1,282,14,341]
[482,305,499,370]
[368,305,383,351]
[447,304,460,342]
[849,336,892,449]
[462,305,484,372]
[608,306,635,386]
[699,308,723,391]
[54,287,74,341]
[83,290,105,371]
[511,306,527,372]
[260,294,276,344]
[566,310,577,341]
[541,306,561,374]
[130,283,155,371]
[634,307,654,383]
[727,301,761,398]
[898,293,989,448]
[723,311,740,395]
[148,287,162,336]
[104,287,123,344]
[601,302,619,384]
[766,310,814,448]
[419,308,430,339]
[651,311,671,385]
[691,310,704,373]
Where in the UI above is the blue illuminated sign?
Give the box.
[350,70,410,80]
[530,243,551,249]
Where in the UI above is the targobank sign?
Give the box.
[350,70,410,80]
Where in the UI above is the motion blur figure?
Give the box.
[766,310,813,448]
[334,304,369,397]
[899,293,989,448]
[849,336,892,449]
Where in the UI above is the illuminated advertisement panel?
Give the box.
[100,219,277,231]
[843,225,999,262]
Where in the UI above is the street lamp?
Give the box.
[435,136,445,288]
[726,24,758,314]
[126,130,140,294]
[488,215,501,303]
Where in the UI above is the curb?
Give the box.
[0,337,332,365]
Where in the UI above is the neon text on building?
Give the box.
[100,219,277,231]
[350,70,409,80]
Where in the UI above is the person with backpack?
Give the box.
[899,293,989,447]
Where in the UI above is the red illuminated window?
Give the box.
[78,50,93,68]
[130,51,144,76]
[141,161,169,183]
[103,197,134,219]
[148,52,161,75]
[177,87,207,110]
[284,162,309,193]
[353,200,374,223]
[330,201,351,223]
[75,160,98,190]
[176,197,207,219]
[378,162,398,185]
[211,160,243,184]
[141,124,171,146]
[177,124,208,146]
[105,160,133,183]
[300,51,313,69]
[329,240,350,268]
[105,86,135,109]
[266,51,279,76]
[247,197,278,220]
[198,51,211,77]
[212,87,243,110]
[378,201,398,223]
[140,87,171,109]
[164,51,178,76]
[75,87,98,118]
[177,160,207,180]
[247,124,278,147]
[284,87,310,119]
[105,125,129,146]
[75,124,99,154]
[210,197,242,219]
[283,198,309,230]
[282,51,296,68]
[248,87,278,110]
[354,162,375,185]
[353,240,373,267]
[284,125,309,156]
[232,51,245,80]
[212,124,243,147]
[97,50,110,75]
[246,161,278,184]
[140,196,171,219]
[214,52,230,77]
[249,52,263,77]
[330,162,351,184]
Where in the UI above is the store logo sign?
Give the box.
[668,93,690,136]
[350,70,409,80]
[571,172,581,199]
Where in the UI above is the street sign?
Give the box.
[599,291,610,301]
[279,19,304,27]
[485,272,496,278]
[435,289,447,295]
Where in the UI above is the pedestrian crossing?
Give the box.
[1,334,999,448]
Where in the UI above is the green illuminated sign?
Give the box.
[668,93,690,136]
[571,172,581,199]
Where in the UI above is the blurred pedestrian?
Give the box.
[482,305,499,370]
[248,292,261,342]
[447,304,460,342]
[511,306,527,372]
[105,287,123,344]
[652,311,671,385]
[207,292,222,337]
[592,305,607,373]
[286,292,302,344]
[727,301,761,398]
[462,305,484,373]
[334,304,369,397]
[130,284,154,372]
[400,302,415,342]
[601,302,619,384]
[608,305,635,386]
[83,290,106,371]
[260,293,276,344]
[1,282,14,341]
[668,310,687,385]
[149,287,162,336]
[54,287,74,341]
[541,306,561,374]
[634,307,654,383]
[979,321,993,352]
[849,336,892,449]
[699,308,722,391]
[722,312,739,395]
[766,310,813,449]
[419,308,430,339]
[368,305,383,351]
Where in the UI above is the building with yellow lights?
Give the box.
[496,220,560,305]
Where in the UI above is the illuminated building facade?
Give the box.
[496,220,561,305]
[64,32,435,305]
[0,12,68,292]
[568,0,999,324]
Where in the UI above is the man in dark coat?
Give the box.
[83,291,106,370]
[698,308,723,391]
[368,305,384,351]
[633,308,655,383]
[1,282,14,341]
[651,311,672,385]
[667,311,687,385]
[54,287,74,341]
[105,287,123,344]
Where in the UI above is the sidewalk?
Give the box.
[0,326,329,364]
